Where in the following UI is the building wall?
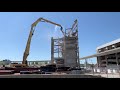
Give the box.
[96,39,120,68]
[63,37,78,68]
[97,54,120,68]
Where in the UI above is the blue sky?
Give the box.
[0,12,120,64]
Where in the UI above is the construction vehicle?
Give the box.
[10,18,63,68]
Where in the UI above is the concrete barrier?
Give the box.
[113,69,118,73]
[97,69,100,72]
[108,69,112,73]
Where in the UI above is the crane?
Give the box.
[11,17,64,68]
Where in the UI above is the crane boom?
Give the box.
[22,18,64,66]
[32,18,64,34]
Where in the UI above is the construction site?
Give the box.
[0,15,119,78]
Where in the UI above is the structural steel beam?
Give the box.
[80,47,120,60]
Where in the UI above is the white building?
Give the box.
[96,38,120,70]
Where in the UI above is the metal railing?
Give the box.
[84,67,120,78]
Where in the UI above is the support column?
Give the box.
[97,57,100,67]
[51,37,54,64]
[115,53,119,73]
[99,56,101,68]
[105,55,108,77]
[115,53,119,66]
[105,55,108,68]
[85,59,87,69]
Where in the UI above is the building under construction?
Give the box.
[51,20,80,68]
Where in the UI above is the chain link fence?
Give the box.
[84,67,120,78]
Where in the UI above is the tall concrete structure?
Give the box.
[63,36,79,68]
[96,38,120,69]
[51,19,80,68]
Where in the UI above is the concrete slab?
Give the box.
[0,74,103,78]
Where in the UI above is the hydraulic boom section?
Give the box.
[22,18,64,66]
